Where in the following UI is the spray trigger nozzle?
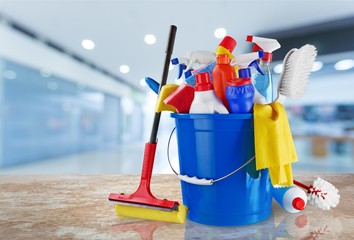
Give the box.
[171,58,180,65]
[249,60,264,76]
[178,64,187,79]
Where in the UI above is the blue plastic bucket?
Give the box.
[171,113,272,226]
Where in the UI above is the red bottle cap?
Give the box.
[292,197,306,211]
[218,36,237,53]
[226,78,252,86]
[195,72,213,91]
[216,54,230,64]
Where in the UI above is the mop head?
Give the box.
[185,61,216,86]
[115,204,188,224]
[155,84,179,113]
[164,84,195,113]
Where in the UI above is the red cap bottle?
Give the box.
[212,54,236,110]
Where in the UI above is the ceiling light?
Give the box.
[77,82,86,90]
[47,81,58,90]
[40,69,52,78]
[144,34,156,45]
[214,28,227,39]
[311,61,323,72]
[140,78,147,86]
[81,39,95,50]
[3,70,17,79]
[119,65,130,74]
[334,59,354,71]
[273,63,283,74]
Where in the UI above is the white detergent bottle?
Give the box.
[189,72,229,114]
[272,185,308,213]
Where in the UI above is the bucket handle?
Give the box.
[167,127,255,186]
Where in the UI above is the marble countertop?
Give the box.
[0,174,353,239]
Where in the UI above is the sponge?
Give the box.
[115,204,188,224]
[155,84,179,113]
[164,84,195,113]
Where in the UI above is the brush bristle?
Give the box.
[279,44,317,100]
[308,177,340,210]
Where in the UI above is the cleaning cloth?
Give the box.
[253,102,298,187]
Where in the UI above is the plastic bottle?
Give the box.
[226,78,254,113]
[272,185,307,213]
[216,36,239,78]
[171,57,190,79]
[189,72,229,114]
[215,36,237,61]
[227,51,264,113]
[212,54,236,110]
[246,35,281,103]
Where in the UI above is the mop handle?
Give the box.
[149,25,177,144]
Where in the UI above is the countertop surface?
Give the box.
[0,174,353,239]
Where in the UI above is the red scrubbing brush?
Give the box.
[163,84,195,113]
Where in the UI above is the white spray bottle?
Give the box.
[185,51,216,71]
[246,35,281,103]
[272,185,307,213]
[171,51,216,81]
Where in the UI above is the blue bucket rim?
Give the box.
[170,113,253,120]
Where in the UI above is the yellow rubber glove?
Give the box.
[253,102,298,186]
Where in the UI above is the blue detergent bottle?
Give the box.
[226,78,254,113]
[246,35,281,103]
[227,51,264,113]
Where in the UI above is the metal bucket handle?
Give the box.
[167,127,255,185]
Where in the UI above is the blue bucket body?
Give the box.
[171,113,272,226]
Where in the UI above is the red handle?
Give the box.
[293,179,310,191]
[141,142,157,182]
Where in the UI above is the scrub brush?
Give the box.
[293,177,340,210]
[275,44,317,103]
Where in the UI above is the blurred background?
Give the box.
[0,0,353,174]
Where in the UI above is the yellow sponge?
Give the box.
[155,84,179,113]
[115,204,188,224]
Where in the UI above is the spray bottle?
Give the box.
[246,35,281,103]
[171,57,191,79]
[185,51,216,71]
[227,51,264,113]
[272,185,307,213]
[171,51,216,84]
[189,72,229,114]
